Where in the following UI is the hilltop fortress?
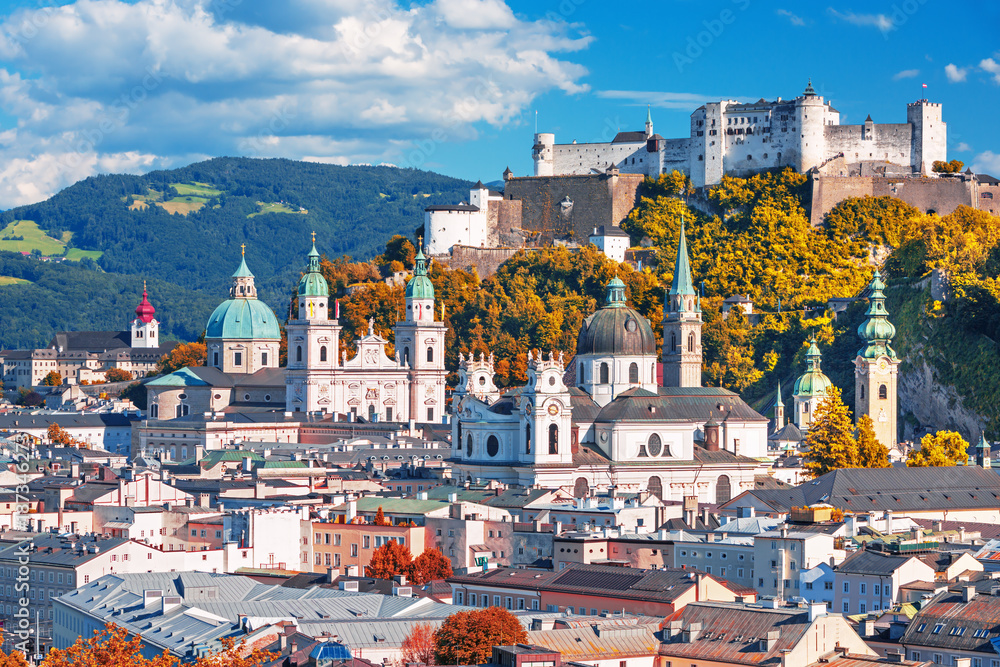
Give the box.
[533,81,946,186]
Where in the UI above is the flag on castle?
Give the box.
[922,83,928,88]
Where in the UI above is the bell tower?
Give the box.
[662,220,702,387]
[855,270,900,447]
[131,282,159,349]
[394,241,447,422]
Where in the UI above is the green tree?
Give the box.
[804,387,858,477]
[433,607,528,666]
[908,430,970,467]
[855,414,890,468]
[42,370,62,386]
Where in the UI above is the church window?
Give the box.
[548,424,559,455]
[234,352,243,367]
[466,434,473,457]
[525,423,531,454]
[688,332,695,352]
[647,476,663,499]
[320,346,327,362]
[427,347,434,363]
[716,475,732,504]
[638,443,648,457]
[860,385,865,399]
[403,347,410,365]
[579,363,584,383]
[879,384,888,400]
[213,352,219,366]
[427,408,434,422]
[386,407,393,421]
[600,363,609,384]
[136,331,143,338]
[368,405,376,421]
[573,478,589,498]
[651,363,655,380]
[150,404,158,418]
[629,362,639,384]
[647,433,663,457]
[487,435,499,458]
[670,332,677,352]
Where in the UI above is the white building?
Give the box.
[424,181,504,255]
[588,225,630,263]
[834,549,935,616]
[534,84,947,188]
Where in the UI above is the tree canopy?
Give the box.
[365,540,412,580]
[433,607,527,665]
[908,430,970,467]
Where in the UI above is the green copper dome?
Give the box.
[793,338,833,397]
[206,255,281,341]
[406,246,435,300]
[857,270,898,360]
[298,241,329,297]
[577,278,656,356]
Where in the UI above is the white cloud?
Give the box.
[955,142,972,152]
[0,0,593,208]
[776,9,805,26]
[945,63,969,82]
[827,8,893,32]
[893,69,920,80]
[598,90,732,110]
[980,57,1000,85]
[972,151,1000,176]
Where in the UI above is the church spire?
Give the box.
[299,233,329,299]
[230,248,257,299]
[857,270,897,360]
[669,219,695,299]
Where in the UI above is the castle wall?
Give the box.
[976,182,1000,216]
[424,208,489,255]
[504,173,644,245]
[824,123,913,165]
[494,199,523,246]
[810,175,979,224]
[548,141,652,177]
[443,245,525,279]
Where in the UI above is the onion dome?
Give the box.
[298,238,329,297]
[576,277,656,356]
[206,253,281,341]
[793,338,833,398]
[406,245,434,300]
[134,283,156,323]
[857,270,898,360]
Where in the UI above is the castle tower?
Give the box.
[521,350,573,465]
[662,220,702,387]
[907,99,946,176]
[131,282,159,349]
[793,339,833,430]
[855,270,899,447]
[285,235,340,413]
[774,381,785,431]
[454,352,501,405]
[795,78,828,173]
[533,133,555,176]
[394,243,447,422]
[205,246,281,374]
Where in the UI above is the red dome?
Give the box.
[135,289,156,323]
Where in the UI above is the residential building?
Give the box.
[835,549,936,616]
[899,582,1000,667]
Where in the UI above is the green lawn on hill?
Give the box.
[0,220,65,255]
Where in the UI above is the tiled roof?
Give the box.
[595,387,767,424]
[900,587,1000,653]
[835,549,921,576]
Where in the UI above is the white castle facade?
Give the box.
[533,82,946,188]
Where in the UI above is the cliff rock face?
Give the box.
[898,349,984,443]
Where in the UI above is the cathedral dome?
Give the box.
[134,286,156,323]
[793,338,832,397]
[406,246,434,300]
[576,277,656,356]
[206,299,281,341]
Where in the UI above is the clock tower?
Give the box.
[855,270,899,448]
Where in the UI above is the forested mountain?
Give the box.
[0,158,472,348]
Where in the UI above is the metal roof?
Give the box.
[528,621,660,661]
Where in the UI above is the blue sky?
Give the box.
[0,0,997,208]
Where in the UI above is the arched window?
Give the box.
[320,346,327,362]
[600,363,609,384]
[878,384,888,399]
[296,346,302,363]
[548,424,559,455]
[573,478,589,498]
[629,362,639,384]
[368,404,376,420]
[647,476,663,499]
[716,475,732,504]
[688,332,695,352]
[860,385,865,399]
[670,332,677,352]
[403,347,410,365]
[486,435,499,457]
[525,423,531,454]
[150,404,158,418]
[427,347,434,363]
[647,433,662,457]
[466,434,473,457]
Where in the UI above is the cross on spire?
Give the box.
[311,230,316,244]
[241,243,246,256]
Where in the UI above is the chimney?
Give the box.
[862,619,875,637]
[761,629,779,652]
[683,622,702,643]
[808,602,827,622]
[683,496,697,527]
[885,651,905,664]
[963,585,977,603]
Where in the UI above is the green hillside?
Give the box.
[0,158,471,348]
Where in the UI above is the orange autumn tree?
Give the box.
[410,548,453,585]
[366,540,413,580]
[156,342,207,375]
[433,607,527,665]
[400,622,436,665]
